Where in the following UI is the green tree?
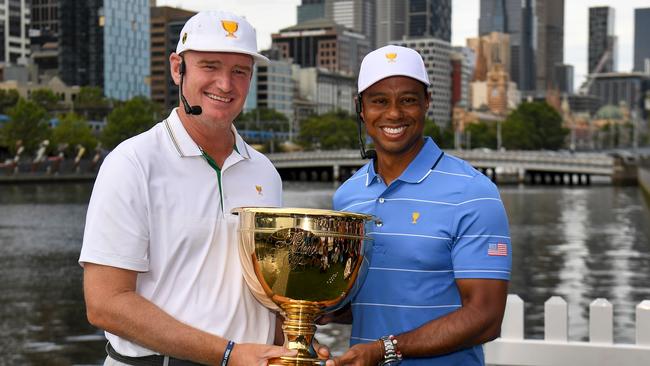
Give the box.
[466,122,497,149]
[423,119,455,148]
[51,113,97,151]
[298,111,357,150]
[502,101,568,150]
[30,88,61,112]
[0,89,19,114]
[237,108,290,132]
[0,98,50,153]
[101,97,161,149]
[74,86,110,120]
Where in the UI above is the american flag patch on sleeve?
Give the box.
[488,243,508,256]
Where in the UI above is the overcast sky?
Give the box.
[156,0,649,90]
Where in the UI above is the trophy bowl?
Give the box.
[233,207,374,366]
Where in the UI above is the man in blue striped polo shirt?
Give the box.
[327,45,511,366]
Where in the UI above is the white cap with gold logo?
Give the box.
[357,45,430,94]
[176,10,269,65]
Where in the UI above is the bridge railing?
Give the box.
[484,295,650,365]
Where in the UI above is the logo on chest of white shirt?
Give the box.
[255,185,263,195]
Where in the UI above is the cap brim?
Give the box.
[358,72,430,94]
[178,47,269,65]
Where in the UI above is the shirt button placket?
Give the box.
[376,197,385,227]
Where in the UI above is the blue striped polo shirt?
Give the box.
[333,137,511,366]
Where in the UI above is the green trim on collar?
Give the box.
[201,150,223,210]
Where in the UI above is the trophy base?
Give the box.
[269,356,326,366]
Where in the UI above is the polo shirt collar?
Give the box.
[164,108,251,159]
[366,137,442,186]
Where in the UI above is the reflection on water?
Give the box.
[503,185,650,343]
[1,181,649,364]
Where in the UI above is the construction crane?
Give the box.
[578,50,611,95]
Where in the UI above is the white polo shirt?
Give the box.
[79,109,282,357]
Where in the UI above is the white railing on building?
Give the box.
[484,295,650,365]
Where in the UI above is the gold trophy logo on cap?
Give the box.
[221,20,238,38]
[385,53,397,62]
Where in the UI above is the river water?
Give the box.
[1,181,649,365]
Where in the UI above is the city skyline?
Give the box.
[157,0,649,92]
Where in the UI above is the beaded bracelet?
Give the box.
[220,340,236,366]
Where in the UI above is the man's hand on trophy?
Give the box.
[228,343,297,366]
[313,337,332,361]
[325,342,383,366]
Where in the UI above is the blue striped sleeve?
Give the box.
[451,174,512,280]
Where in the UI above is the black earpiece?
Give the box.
[355,94,376,159]
[179,58,202,115]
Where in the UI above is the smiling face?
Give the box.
[360,76,430,159]
[171,51,253,130]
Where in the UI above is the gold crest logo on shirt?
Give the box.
[182,32,187,44]
[221,20,238,38]
[385,53,397,63]
[411,211,420,224]
[255,185,263,195]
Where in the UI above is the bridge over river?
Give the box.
[267,149,638,185]
[0,149,639,185]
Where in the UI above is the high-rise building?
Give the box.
[0,0,31,66]
[150,6,195,112]
[59,0,102,87]
[553,63,574,94]
[479,0,564,93]
[375,0,406,47]
[103,0,150,100]
[60,0,150,100]
[466,32,510,82]
[480,0,523,90]
[29,0,59,80]
[298,0,326,24]
[30,0,59,35]
[589,6,616,74]
[518,0,536,92]
[271,18,370,75]
[293,65,356,116]
[256,59,294,120]
[634,8,650,73]
[541,0,564,91]
[406,0,451,42]
[450,47,475,110]
[325,0,375,48]
[395,37,451,125]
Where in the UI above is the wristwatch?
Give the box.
[378,335,402,365]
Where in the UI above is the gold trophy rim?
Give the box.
[232,206,374,221]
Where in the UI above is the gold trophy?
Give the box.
[233,207,374,366]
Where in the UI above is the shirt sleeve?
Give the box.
[79,148,150,272]
[450,174,512,280]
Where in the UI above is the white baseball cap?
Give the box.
[357,45,430,93]
[176,10,269,65]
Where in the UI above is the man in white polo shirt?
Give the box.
[79,11,297,366]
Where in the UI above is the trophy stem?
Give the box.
[270,302,324,366]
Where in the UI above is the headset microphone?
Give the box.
[355,94,376,160]
[179,59,202,115]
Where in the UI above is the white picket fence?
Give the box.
[484,295,650,366]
